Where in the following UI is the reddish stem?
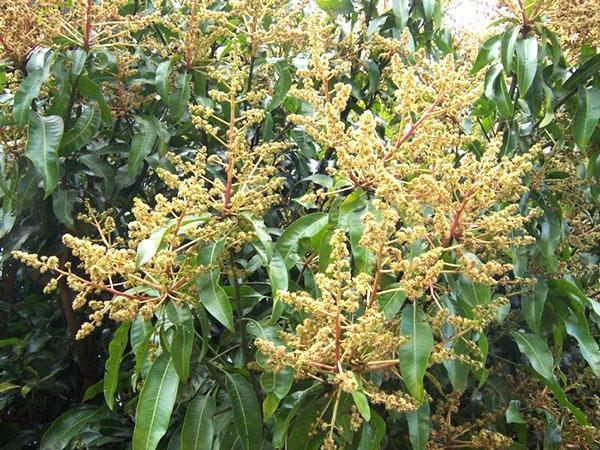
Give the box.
[441,189,474,247]
[83,0,93,51]
[367,241,385,308]
[383,94,444,161]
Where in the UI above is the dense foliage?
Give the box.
[1,0,599,449]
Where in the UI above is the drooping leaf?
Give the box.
[25,112,64,197]
[269,60,292,111]
[522,279,548,334]
[565,319,600,378]
[357,409,386,450]
[166,302,195,382]
[572,86,600,150]
[275,213,328,269]
[52,188,77,228]
[128,116,158,177]
[155,60,171,103]
[472,35,501,74]
[77,76,111,124]
[40,407,97,450]
[197,241,234,331]
[406,403,430,450]
[13,52,54,127]
[132,354,180,450]
[181,395,216,450]
[225,373,263,450]
[104,321,131,410]
[169,72,191,122]
[421,0,434,20]
[392,0,410,29]
[399,303,434,401]
[60,104,101,155]
[562,53,600,92]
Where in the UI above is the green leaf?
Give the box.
[129,116,158,177]
[104,321,131,410]
[565,319,600,378]
[60,104,101,155]
[25,112,64,197]
[494,73,514,119]
[357,409,386,450]
[241,212,274,263]
[378,284,406,320]
[40,407,97,450]
[522,279,548,334]
[506,400,527,424]
[77,76,111,124]
[511,332,588,424]
[351,385,371,422]
[166,302,195,382]
[501,25,520,75]
[52,188,77,228]
[155,60,171,103]
[472,35,501,74]
[275,213,328,269]
[399,303,434,401]
[169,72,191,122]
[511,332,555,381]
[406,403,430,450]
[225,373,263,450]
[515,37,538,96]
[13,54,54,127]
[181,395,216,450]
[572,86,600,150]
[269,60,292,111]
[260,368,293,419]
[268,249,289,322]
[421,0,434,20]
[458,275,491,308]
[314,0,354,14]
[392,0,409,29]
[562,53,600,92]
[136,226,169,269]
[197,241,234,331]
[133,354,180,450]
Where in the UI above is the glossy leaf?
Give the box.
[40,407,97,450]
[275,213,328,269]
[128,116,158,177]
[155,60,171,103]
[166,302,195,382]
[52,188,77,228]
[181,395,215,450]
[60,104,101,155]
[522,279,548,334]
[515,38,538,96]
[197,241,234,331]
[399,303,433,401]
[25,112,64,197]
[269,60,292,111]
[104,321,131,410]
[572,86,600,150]
[133,354,180,450]
[501,25,520,75]
[169,72,191,122]
[565,319,600,378]
[407,403,430,450]
[225,373,263,450]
